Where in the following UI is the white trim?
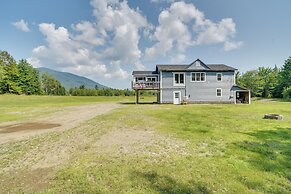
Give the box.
[190,72,206,82]
[234,90,251,104]
[216,73,222,81]
[234,70,236,85]
[173,91,181,104]
[173,72,185,86]
[216,88,222,97]
[160,71,163,103]
[146,77,157,82]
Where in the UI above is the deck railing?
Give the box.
[132,81,160,90]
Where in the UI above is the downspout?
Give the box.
[160,70,162,103]
[185,72,187,100]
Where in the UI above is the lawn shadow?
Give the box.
[131,171,211,194]
[234,127,291,181]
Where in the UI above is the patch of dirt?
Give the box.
[0,123,61,133]
[1,167,54,193]
[93,128,189,158]
[0,103,120,144]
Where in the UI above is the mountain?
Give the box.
[37,67,107,90]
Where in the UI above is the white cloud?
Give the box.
[194,18,243,51]
[29,0,149,83]
[31,23,107,77]
[104,69,129,79]
[29,0,243,88]
[145,2,200,60]
[145,1,243,61]
[12,19,30,32]
[72,21,104,46]
[27,57,41,68]
[224,41,243,51]
[90,0,149,69]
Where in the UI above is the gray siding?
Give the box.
[160,71,235,103]
[160,71,186,103]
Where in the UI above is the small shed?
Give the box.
[231,85,251,104]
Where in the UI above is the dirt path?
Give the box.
[0,103,120,144]
[0,104,190,193]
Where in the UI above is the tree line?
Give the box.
[236,56,291,100]
[0,51,66,95]
[0,50,135,96]
[1,50,290,99]
[69,86,135,96]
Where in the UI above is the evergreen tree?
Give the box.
[257,67,278,98]
[41,73,66,95]
[237,70,260,97]
[17,59,42,95]
[0,51,21,94]
[276,57,291,98]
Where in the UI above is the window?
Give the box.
[216,88,222,97]
[136,77,145,82]
[217,73,222,81]
[191,72,206,82]
[146,77,156,82]
[173,73,185,86]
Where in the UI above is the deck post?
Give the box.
[136,89,139,104]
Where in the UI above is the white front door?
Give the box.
[173,91,181,104]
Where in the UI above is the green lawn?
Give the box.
[0,96,290,193]
[0,95,137,122]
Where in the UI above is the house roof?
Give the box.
[156,65,189,71]
[132,71,158,76]
[132,59,237,75]
[231,85,250,91]
[156,64,237,72]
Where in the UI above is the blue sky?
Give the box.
[1,0,291,89]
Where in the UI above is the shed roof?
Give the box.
[231,85,250,91]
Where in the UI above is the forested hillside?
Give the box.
[37,67,107,90]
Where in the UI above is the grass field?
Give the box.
[0,95,290,193]
[0,94,157,122]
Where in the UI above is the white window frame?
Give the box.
[146,77,157,82]
[216,88,222,97]
[173,72,185,86]
[190,72,206,82]
[173,91,181,104]
[135,77,146,82]
[216,73,222,81]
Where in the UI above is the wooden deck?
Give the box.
[132,81,160,90]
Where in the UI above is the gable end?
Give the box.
[187,59,210,70]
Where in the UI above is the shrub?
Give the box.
[282,86,291,100]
